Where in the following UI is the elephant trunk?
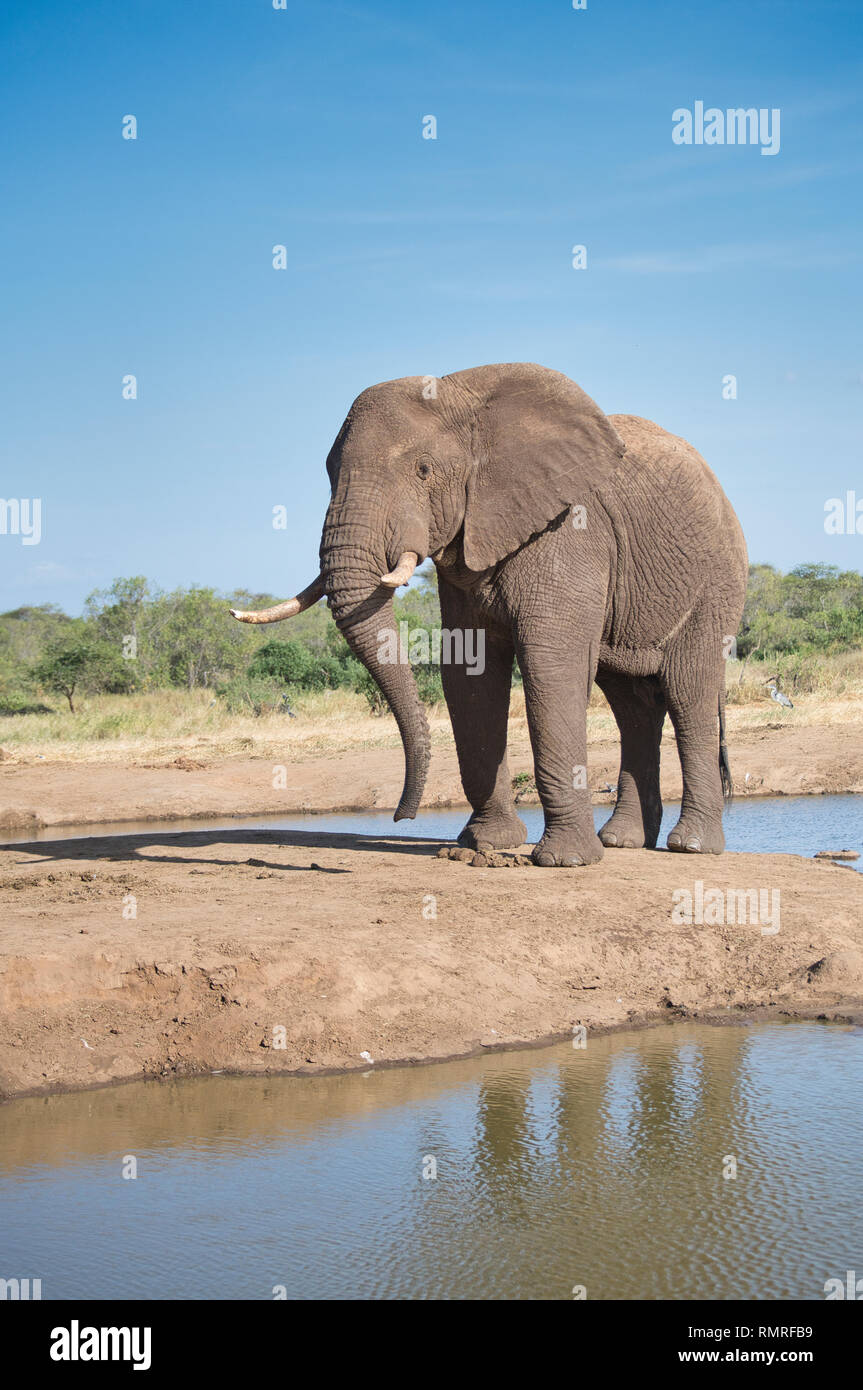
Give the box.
[322,523,430,821]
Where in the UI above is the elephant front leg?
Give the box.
[516,639,603,867]
[438,580,526,851]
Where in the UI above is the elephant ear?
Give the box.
[460,365,626,572]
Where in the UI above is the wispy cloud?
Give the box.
[285,207,548,226]
[599,241,861,274]
[283,155,862,235]
[288,245,418,273]
[16,562,97,587]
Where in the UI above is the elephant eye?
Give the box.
[416,460,432,480]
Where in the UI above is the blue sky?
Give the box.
[1,0,861,612]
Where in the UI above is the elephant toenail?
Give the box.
[534,852,555,867]
[603,832,618,846]
[685,837,702,852]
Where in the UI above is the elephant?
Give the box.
[231,363,748,867]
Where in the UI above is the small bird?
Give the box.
[765,676,794,710]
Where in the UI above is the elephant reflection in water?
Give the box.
[441,1030,751,1295]
[468,1031,749,1182]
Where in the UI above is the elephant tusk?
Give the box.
[380,551,419,588]
[230,574,326,624]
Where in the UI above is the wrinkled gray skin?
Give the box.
[314,363,747,867]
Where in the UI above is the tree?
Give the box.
[152,587,249,689]
[737,562,863,658]
[30,626,130,712]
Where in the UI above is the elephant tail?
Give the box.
[718,686,733,801]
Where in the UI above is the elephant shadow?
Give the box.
[5,826,450,874]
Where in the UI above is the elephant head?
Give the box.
[231,363,625,820]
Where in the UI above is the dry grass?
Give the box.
[723,652,863,732]
[2,652,862,766]
[726,649,863,702]
[0,688,455,765]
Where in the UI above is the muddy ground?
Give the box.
[1,834,862,1101]
[1,722,862,1100]
[2,719,863,835]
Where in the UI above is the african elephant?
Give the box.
[232,364,748,867]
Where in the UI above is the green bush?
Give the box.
[0,690,54,716]
[248,639,363,693]
[216,675,301,717]
[248,640,314,686]
[413,663,445,706]
[357,662,444,714]
[357,669,389,715]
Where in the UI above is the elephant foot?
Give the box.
[457,810,527,852]
[667,819,725,854]
[532,827,604,868]
[599,810,658,850]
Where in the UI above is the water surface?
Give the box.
[2,1022,861,1300]
[3,794,862,869]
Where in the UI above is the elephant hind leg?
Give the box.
[596,672,665,849]
[660,615,729,854]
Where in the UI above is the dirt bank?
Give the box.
[1,823,861,1101]
[2,719,863,834]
